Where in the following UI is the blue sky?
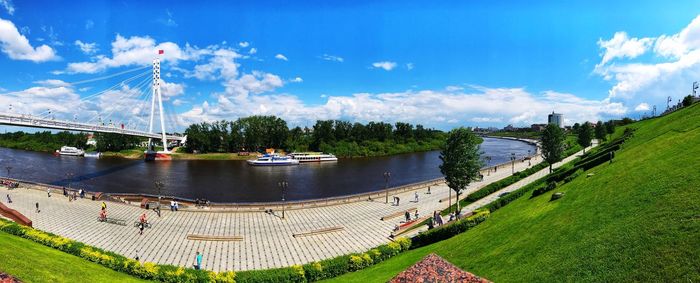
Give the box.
[1,1,700,131]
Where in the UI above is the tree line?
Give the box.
[541,119,621,172]
[182,115,444,155]
[0,131,87,152]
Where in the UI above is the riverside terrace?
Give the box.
[0,145,593,272]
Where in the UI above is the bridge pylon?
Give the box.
[145,53,172,161]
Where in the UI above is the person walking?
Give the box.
[6,194,11,203]
[414,192,419,202]
[35,202,40,213]
[63,187,67,197]
[194,251,203,270]
[138,221,144,235]
[101,201,107,211]
[396,197,400,206]
[414,209,419,219]
[404,210,410,222]
[427,186,431,194]
[47,188,51,198]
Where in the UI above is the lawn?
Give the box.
[0,231,150,283]
[327,103,700,282]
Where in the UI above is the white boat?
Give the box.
[247,154,300,166]
[57,146,85,156]
[289,152,338,163]
[84,152,102,158]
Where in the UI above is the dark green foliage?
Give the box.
[541,124,565,172]
[683,95,694,107]
[235,266,305,283]
[577,122,593,153]
[532,181,557,197]
[94,133,141,152]
[410,212,489,249]
[595,121,606,141]
[605,121,615,136]
[0,131,88,152]
[439,128,483,212]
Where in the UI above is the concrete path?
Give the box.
[0,144,593,272]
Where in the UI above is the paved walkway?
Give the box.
[0,144,593,272]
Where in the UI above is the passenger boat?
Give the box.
[288,152,338,163]
[56,146,85,156]
[84,152,102,158]
[247,154,300,166]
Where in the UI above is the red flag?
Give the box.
[158,49,164,54]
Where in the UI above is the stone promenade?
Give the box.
[0,144,593,272]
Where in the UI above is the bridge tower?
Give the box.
[145,53,171,160]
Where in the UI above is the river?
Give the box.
[0,137,535,202]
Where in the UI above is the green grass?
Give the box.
[0,231,150,283]
[327,103,700,282]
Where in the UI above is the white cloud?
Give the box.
[65,34,191,73]
[238,41,249,48]
[0,0,14,15]
[290,77,303,83]
[248,48,257,55]
[406,63,414,70]
[161,9,177,27]
[445,85,463,92]
[172,99,187,106]
[372,61,397,71]
[596,32,654,68]
[594,15,700,110]
[179,85,626,128]
[34,79,70,87]
[74,40,98,55]
[634,102,650,111]
[159,80,185,99]
[0,17,58,62]
[85,20,94,30]
[320,54,344,62]
[275,53,288,61]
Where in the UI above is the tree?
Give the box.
[439,127,483,214]
[540,124,565,173]
[595,121,606,142]
[577,122,593,153]
[683,94,694,107]
[572,123,580,133]
[605,120,615,137]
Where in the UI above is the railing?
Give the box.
[0,113,183,141]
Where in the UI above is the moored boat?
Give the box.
[289,152,338,163]
[247,154,300,166]
[56,146,85,156]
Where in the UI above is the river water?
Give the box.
[0,137,535,202]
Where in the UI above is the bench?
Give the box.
[97,217,127,226]
[380,207,417,221]
[187,234,244,241]
[293,226,344,238]
[392,216,430,237]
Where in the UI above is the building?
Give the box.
[530,124,547,132]
[548,112,563,128]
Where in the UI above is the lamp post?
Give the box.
[66,172,74,189]
[383,172,391,204]
[510,153,516,174]
[278,181,288,219]
[528,149,532,166]
[154,180,164,209]
[5,166,11,179]
[484,156,491,176]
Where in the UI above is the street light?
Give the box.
[154,180,164,209]
[66,172,74,189]
[484,156,492,176]
[5,166,12,179]
[278,181,288,219]
[510,153,516,174]
[383,172,391,204]
[528,149,532,166]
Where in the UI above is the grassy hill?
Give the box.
[328,103,700,282]
[0,231,149,283]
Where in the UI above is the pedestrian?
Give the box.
[6,194,11,203]
[194,251,203,270]
[138,221,144,235]
[72,191,77,201]
[63,187,67,196]
[415,209,419,219]
[35,202,40,213]
[170,200,175,211]
[154,206,161,217]
[404,210,410,222]
[427,186,431,194]
[79,189,85,198]
[414,192,419,202]
[101,201,106,211]
[174,201,179,211]
[47,188,51,198]
[396,197,400,206]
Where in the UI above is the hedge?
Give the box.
[410,210,490,249]
[0,218,231,282]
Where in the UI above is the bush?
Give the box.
[410,210,490,249]
[0,218,230,282]
[532,182,557,198]
[236,265,305,283]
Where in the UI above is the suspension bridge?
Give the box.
[0,52,185,160]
